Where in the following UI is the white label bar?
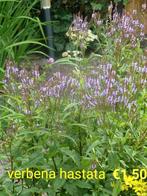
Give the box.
[41,0,51,9]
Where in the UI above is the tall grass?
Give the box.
[0,0,47,68]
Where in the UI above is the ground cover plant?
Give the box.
[0,6,147,196]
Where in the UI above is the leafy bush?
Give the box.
[0,8,146,196]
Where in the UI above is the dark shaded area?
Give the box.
[31,0,146,58]
[41,8,55,58]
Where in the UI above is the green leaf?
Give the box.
[86,140,99,154]
[74,180,92,189]
[63,102,78,112]
[91,3,103,11]
[59,134,78,147]
[136,155,147,167]
[53,178,66,191]
[60,148,80,167]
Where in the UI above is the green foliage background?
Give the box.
[50,0,128,56]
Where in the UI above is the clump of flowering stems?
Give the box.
[64,9,145,62]
[4,61,80,115]
[91,12,103,27]
[66,14,97,54]
[106,11,145,48]
[4,59,146,116]
[81,62,146,111]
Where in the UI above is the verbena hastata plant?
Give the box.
[1,60,146,195]
[104,11,145,67]
[62,10,147,196]
[0,11,147,196]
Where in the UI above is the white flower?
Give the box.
[62,52,69,57]
[142,3,146,10]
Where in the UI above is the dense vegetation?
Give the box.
[50,0,128,56]
[0,0,147,196]
[0,0,47,69]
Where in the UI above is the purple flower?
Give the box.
[72,15,88,32]
[32,70,40,78]
[107,13,145,47]
[48,57,55,64]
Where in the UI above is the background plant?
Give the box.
[0,0,47,68]
[50,0,129,57]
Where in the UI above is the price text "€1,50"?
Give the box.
[113,168,147,180]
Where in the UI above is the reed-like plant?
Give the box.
[0,0,47,68]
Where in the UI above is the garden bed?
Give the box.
[0,2,147,196]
